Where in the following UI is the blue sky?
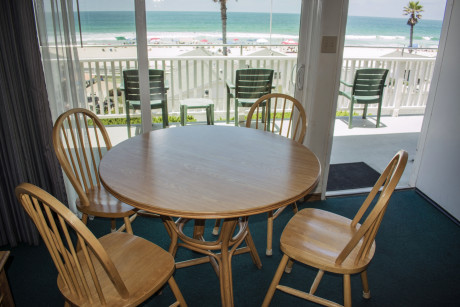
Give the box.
[82,0,446,20]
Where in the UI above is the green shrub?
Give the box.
[89,115,196,126]
[336,111,360,117]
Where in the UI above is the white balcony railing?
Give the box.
[80,50,435,120]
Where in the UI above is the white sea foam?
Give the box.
[378,35,405,40]
[83,31,298,44]
[346,35,377,40]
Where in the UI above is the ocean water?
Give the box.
[76,11,442,48]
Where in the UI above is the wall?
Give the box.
[298,0,348,197]
[414,0,460,220]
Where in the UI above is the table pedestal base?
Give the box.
[162,217,262,307]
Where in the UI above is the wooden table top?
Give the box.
[100,125,320,219]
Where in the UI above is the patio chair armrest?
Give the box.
[226,80,235,92]
[165,79,170,92]
[340,80,353,87]
[338,90,352,100]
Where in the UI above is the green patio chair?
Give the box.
[226,68,274,126]
[339,68,389,128]
[123,69,168,137]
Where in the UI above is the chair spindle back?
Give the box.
[15,183,128,305]
[53,108,112,207]
[336,150,408,265]
[246,93,307,144]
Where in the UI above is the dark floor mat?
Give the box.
[327,162,381,191]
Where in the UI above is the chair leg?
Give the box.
[310,270,324,295]
[376,101,382,128]
[81,213,88,225]
[168,276,188,307]
[262,254,290,307]
[284,258,294,273]
[226,96,231,124]
[361,270,371,299]
[292,201,298,213]
[123,216,133,234]
[348,100,354,129]
[110,218,117,232]
[162,102,169,128]
[212,219,221,235]
[266,210,274,256]
[234,100,239,126]
[192,219,205,239]
[262,105,266,124]
[180,105,185,126]
[343,274,352,307]
[363,104,368,119]
[117,213,138,233]
[245,229,262,269]
[210,104,215,125]
[126,102,132,138]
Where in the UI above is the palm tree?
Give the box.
[214,0,229,56]
[403,1,424,51]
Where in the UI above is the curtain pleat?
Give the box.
[0,0,67,246]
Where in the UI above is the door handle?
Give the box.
[296,64,305,90]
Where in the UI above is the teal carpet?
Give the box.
[2,190,460,306]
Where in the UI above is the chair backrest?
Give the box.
[52,108,111,207]
[246,93,307,144]
[235,68,274,99]
[15,183,129,304]
[123,69,166,102]
[335,150,408,265]
[352,68,389,97]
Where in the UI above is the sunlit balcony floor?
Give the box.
[106,114,423,195]
[329,115,423,194]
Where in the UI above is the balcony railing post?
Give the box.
[391,61,406,117]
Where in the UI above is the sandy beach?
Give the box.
[77,44,437,60]
[77,45,298,59]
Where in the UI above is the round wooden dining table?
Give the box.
[99,125,320,307]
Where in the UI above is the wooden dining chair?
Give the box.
[262,150,408,307]
[15,183,187,307]
[53,108,138,234]
[221,93,307,256]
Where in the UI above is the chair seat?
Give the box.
[237,98,268,108]
[76,187,136,218]
[280,208,375,274]
[339,91,380,104]
[127,100,164,110]
[58,232,176,307]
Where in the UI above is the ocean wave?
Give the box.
[378,35,405,40]
[346,35,377,40]
[422,36,439,41]
[346,35,406,40]
[82,31,299,43]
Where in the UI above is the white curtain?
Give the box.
[33,0,86,213]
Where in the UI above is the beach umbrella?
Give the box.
[200,39,209,43]
[256,38,269,44]
[150,37,160,41]
[282,39,298,45]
